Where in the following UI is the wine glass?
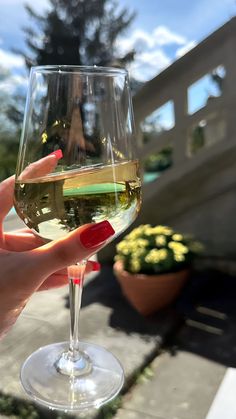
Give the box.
[14,65,141,412]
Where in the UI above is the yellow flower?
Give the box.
[145,250,158,263]
[136,239,149,247]
[133,248,146,257]
[145,249,167,264]
[168,241,188,254]
[174,253,185,262]
[130,258,141,273]
[116,242,133,255]
[126,231,140,240]
[143,226,154,236]
[116,242,126,252]
[126,225,149,240]
[158,249,168,260]
[172,234,183,241]
[155,235,166,246]
[152,226,173,235]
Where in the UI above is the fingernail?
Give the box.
[91,261,101,271]
[73,278,82,285]
[49,149,63,159]
[80,221,115,249]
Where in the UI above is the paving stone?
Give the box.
[113,351,226,419]
[114,408,165,419]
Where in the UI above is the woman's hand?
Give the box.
[0,172,114,338]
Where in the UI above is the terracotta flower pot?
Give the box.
[113,261,189,316]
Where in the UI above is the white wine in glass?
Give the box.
[14,65,141,412]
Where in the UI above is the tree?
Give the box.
[0,67,17,135]
[22,0,136,67]
[0,67,21,180]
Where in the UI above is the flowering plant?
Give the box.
[115,224,203,275]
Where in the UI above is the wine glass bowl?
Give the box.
[14,65,141,412]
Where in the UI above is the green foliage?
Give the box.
[115,224,203,275]
[97,395,122,419]
[0,67,21,133]
[144,147,173,173]
[136,366,154,384]
[0,138,19,181]
[0,392,39,418]
[190,124,205,155]
[22,0,136,67]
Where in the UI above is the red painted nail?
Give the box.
[80,221,115,249]
[73,278,82,285]
[91,261,101,271]
[49,149,63,159]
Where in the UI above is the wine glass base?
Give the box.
[20,341,124,412]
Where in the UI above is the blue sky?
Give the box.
[0,0,235,86]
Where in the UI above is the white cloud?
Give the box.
[117,25,194,82]
[0,50,27,95]
[152,26,186,46]
[176,41,197,59]
[117,25,187,56]
[128,49,171,82]
[0,49,24,70]
[0,74,27,94]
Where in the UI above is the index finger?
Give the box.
[19,150,63,180]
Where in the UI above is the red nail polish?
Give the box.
[92,261,101,271]
[49,149,63,159]
[80,221,115,249]
[73,278,82,285]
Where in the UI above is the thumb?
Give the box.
[26,220,115,279]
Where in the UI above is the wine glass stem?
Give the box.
[55,260,92,376]
[68,260,87,360]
